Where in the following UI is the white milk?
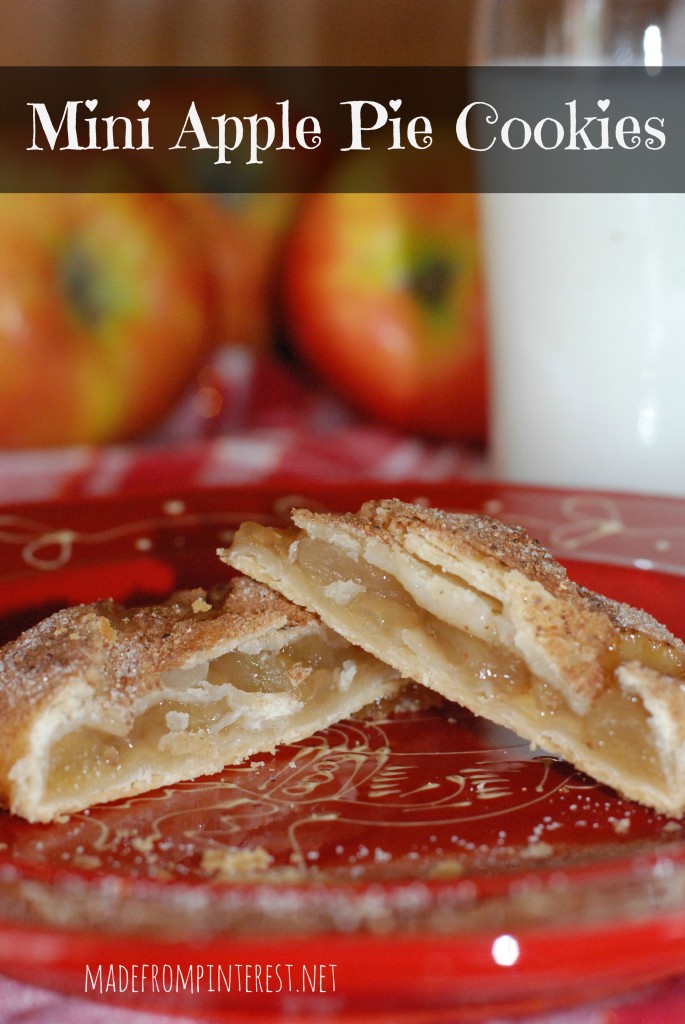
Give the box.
[481,191,685,495]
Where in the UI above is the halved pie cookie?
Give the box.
[0,576,402,822]
[222,499,685,816]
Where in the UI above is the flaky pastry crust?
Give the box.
[0,576,401,822]
[222,499,685,815]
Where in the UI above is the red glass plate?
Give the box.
[1,480,685,1022]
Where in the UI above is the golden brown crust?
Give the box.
[0,608,110,802]
[0,578,318,812]
[294,499,685,674]
[103,576,314,693]
[289,501,613,710]
[354,499,569,594]
[223,498,685,813]
[300,499,685,654]
[0,577,312,716]
[578,584,684,650]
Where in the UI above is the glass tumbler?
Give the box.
[473,0,685,496]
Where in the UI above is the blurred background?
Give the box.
[1,1,475,65]
[0,0,490,498]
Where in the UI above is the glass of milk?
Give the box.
[473,0,685,496]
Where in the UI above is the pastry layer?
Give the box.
[0,576,401,822]
[222,499,685,815]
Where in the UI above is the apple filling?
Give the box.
[44,629,381,805]
[280,534,682,788]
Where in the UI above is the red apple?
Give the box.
[173,191,297,350]
[142,80,309,350]
[285,188,489,442]
[0,192,214,448]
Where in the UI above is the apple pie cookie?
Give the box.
[222,499,685,816]
[0,576,402,822]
